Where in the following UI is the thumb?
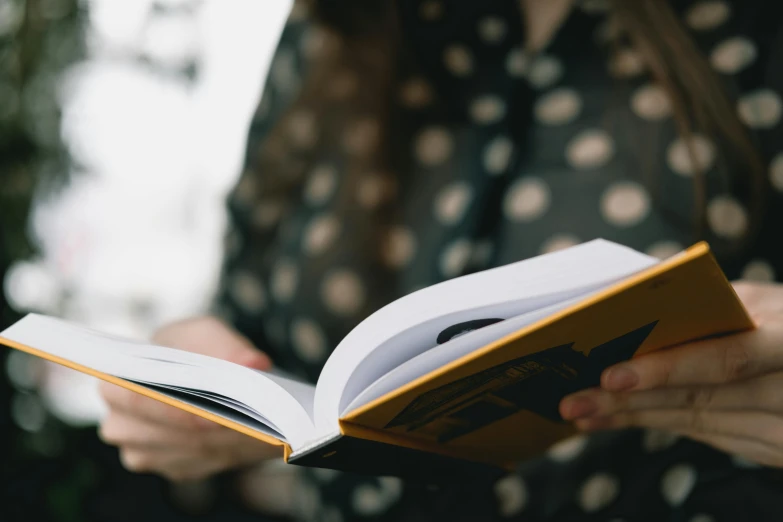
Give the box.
[153,317,272,371]
[224,337,272,371]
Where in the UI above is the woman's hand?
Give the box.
[98,316,283,482]
[560,281,783,468]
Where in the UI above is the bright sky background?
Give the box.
[4,0,292,424]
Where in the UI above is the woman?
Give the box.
[98,0,783,520]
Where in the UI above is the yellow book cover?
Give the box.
[0,241,754,478]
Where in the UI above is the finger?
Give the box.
[563,374,783,419]
[576,409,783,448]
[100,412,283,461]
[100,413,213,451]
[600,323,783,392]
[99,381,218,430]
[119,448,232,482]
[153,317,271,370]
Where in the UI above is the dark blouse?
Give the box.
[216,1,783,521]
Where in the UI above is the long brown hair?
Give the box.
[253,0,765,255]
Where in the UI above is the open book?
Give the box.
[0,240,753,478]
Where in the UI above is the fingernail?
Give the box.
[575,416,613,432]
[604,366,639,392]
[561,396,598,420]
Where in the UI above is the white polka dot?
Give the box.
[566,129,615,169]
[291,318,327,363]
[540,234,580,254]
[470,95,507,124]
[534,88,583,125]
[303,214,341,255]
[440,239,473,278]
[690,514,716,522]
[666,134,716,176]
[352,485,386,516]
[548,435,588,462]
[252,201,284,229]
[415,127,454,166]
[478,16,507,43]
[601,182,651,227]
[287,110,318,149]
[741,260,775,282]
[419,0,443,21]
[710,37,757,74]
[738,89,783,129]
[642,429,680,452]
[399,78,433,108]
[609,49,645,78]
[527,55,564,88]
[434,181,473,225]
[661,464,697,506]
[731,454,761,468]
[304,165,337,205]
[444,45,473,76]
[707,196,748,239]
[494,475,528,517]
[770,152,783,191]
[343,118,379,156]
[506,48,529,78]
[357,173,395,209]
[382,227,417,269]
[631,84,672,120]
[686,1,731,30]
[377,476,403,503]
[229,272,266,313]
[578,473,619,513]
[503,177,551,222]
[271,259,298,302]
[484,136,514,175]
[322,270,365,316]
[581,0,610,13]
[645,241,684,260]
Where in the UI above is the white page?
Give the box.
[130,380,287,441]
[313,239,658,434]
[343,295,591,415]
[1,314,317,449]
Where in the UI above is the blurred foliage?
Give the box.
[0,0,86,293]
[0,0,88,520]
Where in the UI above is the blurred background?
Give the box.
[0,0,292,520]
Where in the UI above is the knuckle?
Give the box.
[683,388,715,409]
[720,340,752,382]
[120,450,153,473]
[655,357,676,388]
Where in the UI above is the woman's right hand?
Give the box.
[98,316,284,482]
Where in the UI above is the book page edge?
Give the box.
[342,241,742,422]
[0,336,292,460]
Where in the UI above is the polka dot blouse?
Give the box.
[216,1,783,521]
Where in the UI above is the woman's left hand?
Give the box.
[560,281,783,468]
